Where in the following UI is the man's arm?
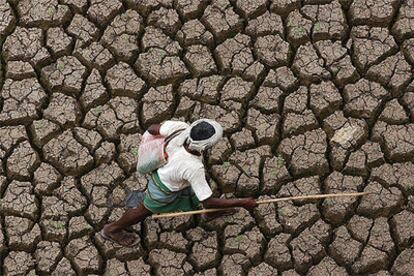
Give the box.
[202,197,257,210]
[147,124,161,135]
[149,121,189,136]
[185,163,257,210]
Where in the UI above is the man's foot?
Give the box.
[100,225,139,247]
[202,208,238,221]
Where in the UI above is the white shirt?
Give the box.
[156,120,213,201]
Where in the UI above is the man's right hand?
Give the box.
[241,197,258,210]
[147,124,161,135]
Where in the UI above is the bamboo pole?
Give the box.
[152,191,370,219]
[152,207,228,218]
[256,191,370,204]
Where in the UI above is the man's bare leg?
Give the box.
[103,204,152,246]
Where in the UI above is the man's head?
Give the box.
[186,119,223,152]
[190,121,216,141]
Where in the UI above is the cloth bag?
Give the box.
[136,129,184,175]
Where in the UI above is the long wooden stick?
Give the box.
[256,191,370,204]
[152,191,370,219]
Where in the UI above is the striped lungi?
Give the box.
[143,171,200,213]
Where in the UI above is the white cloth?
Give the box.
[187,119,223,152]
[157,120,213,201]
[173,119,224,152]
[159,120,189,137]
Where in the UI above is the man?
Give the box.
[101,119,257,247]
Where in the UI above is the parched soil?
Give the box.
[0,0,414,275]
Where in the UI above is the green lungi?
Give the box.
[143,171,200,214]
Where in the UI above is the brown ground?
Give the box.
[1,0,414,275]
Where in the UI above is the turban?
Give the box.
[175,119,223,152]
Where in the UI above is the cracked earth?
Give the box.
[0,0,414,275]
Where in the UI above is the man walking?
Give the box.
[101,119,257,247]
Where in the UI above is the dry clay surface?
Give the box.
[1,0,414,275]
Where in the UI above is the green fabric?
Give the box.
[150,171,173,195]
[143,172,200,214]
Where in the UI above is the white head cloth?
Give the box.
[175,119,223,152]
